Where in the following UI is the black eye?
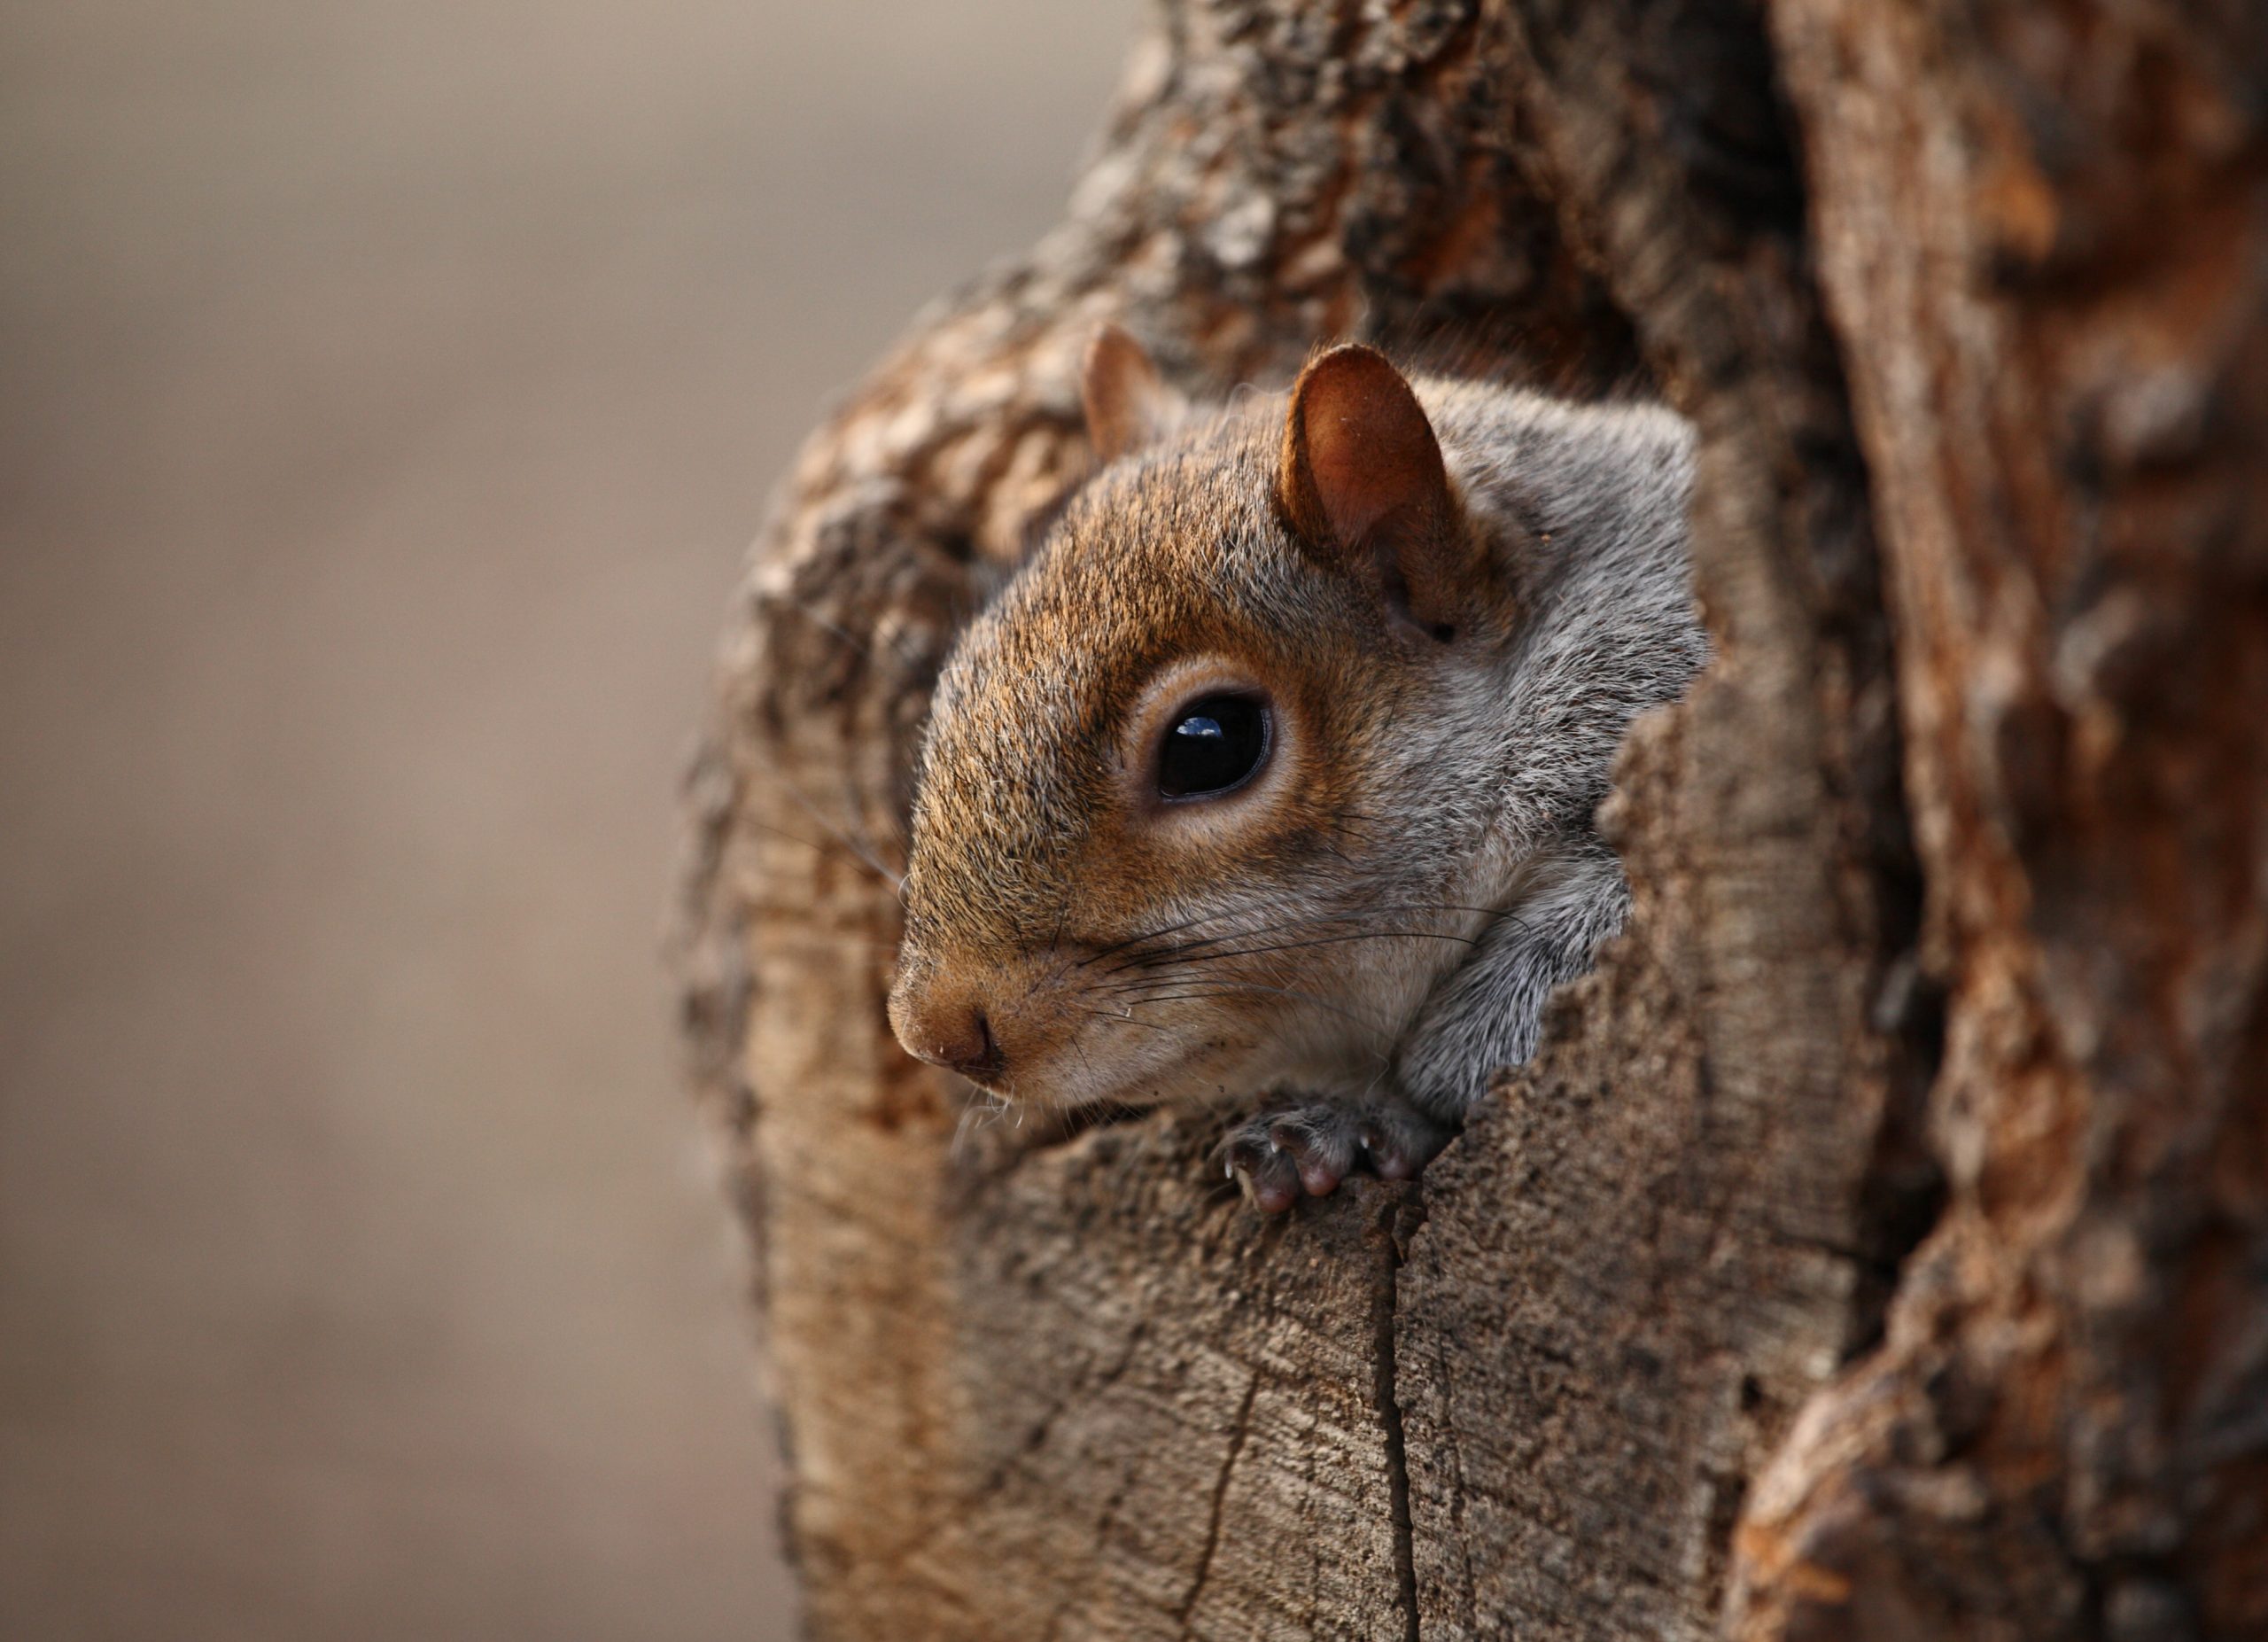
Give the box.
[1157,694,1270,800]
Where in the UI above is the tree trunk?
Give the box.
[677,4,2267,1638]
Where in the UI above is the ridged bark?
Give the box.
[678,3,2266,1636]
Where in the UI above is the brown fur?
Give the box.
[889,337,1701,1195]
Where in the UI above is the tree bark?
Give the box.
[678,3,2267,1637]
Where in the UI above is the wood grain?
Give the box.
[680,3,2267,1635]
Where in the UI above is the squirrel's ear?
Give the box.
[1081,325,1185,463]
[1278,344,1468,637]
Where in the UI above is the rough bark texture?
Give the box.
[1729,8,2268,1638]
[679,3,2266,1637]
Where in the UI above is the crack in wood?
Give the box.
[1376,1198,1422,1642]
[968,1318,1151,1506]
[1172,1369,1259,1636]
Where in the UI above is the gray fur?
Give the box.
[1384,385,1699,1117]
[892,360,1702,1201]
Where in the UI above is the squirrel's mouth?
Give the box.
[1010,1033,1231,1114]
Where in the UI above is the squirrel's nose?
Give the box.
[892,985,1008,1086]
[939,1009,1006,1084]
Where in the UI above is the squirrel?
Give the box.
[887,328,1703,1213]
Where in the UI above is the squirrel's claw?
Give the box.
[1219,1096,1454,1214]
[1222,1124,1306,1213]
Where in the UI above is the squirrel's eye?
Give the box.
[1157,694,1270,800]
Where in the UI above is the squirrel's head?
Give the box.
[888,331,1522,1110]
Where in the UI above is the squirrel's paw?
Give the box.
[1219,1097,1454,1215]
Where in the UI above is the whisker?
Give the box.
[1114,899,1523,947]
[740,816,889,875]
[1108,981,1395,1043]
[951,1089,1013,1157]
[1103,927,1482,976]
[774,588,937,678]
[832,767,905,885]
[757,767,905,890]
[1075,908,1226,968]
[1097,904,1534,977]
[1075,1007,1174,1034]
[773,595,879,663]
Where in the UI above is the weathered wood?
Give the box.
[680,6,1631,1636]
[1730,7,2268,1637]
[1390,5,1935,1632]
[679,2,2266,1637]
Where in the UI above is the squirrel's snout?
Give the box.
[936,1008,1006,1085]
[889,977,1009,1088]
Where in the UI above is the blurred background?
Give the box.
[0,3,1135,1637]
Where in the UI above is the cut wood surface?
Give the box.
[679,3,2267,1637]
